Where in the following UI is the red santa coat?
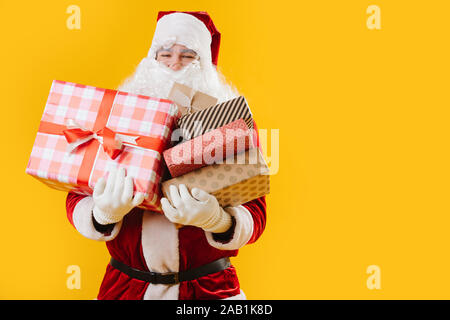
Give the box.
[66,193,265,300]
[65,124,267,300]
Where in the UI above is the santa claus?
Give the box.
[65,11,267,300]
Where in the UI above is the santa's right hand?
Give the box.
[92,167,146,225]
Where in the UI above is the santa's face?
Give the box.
[118,43,239,103]
[156,44,199,71]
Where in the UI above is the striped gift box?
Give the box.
[177,96,253,140]
[26,80,180,212]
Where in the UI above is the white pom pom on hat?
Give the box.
[147,11,221,67]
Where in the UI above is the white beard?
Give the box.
[117,57,240,103]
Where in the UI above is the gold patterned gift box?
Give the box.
[162,148,270,208]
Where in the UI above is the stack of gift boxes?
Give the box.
[161,82,270,208]
[26,80,269,212]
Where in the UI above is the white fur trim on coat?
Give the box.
[204,205,254,251]
[141,211,180,300]
[72,196,122,241]
[143,283,180,300]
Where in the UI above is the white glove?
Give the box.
[92,167,146,225]
[161,184,232,233]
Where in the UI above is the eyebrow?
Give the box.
[158,48,197,55]
[181,49,197,54]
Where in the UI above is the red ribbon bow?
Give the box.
[63,126,124,160]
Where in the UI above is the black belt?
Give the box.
[110,257,231,285]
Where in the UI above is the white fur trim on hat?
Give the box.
[147,12,212,69]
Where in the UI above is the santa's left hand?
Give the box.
[161,184,232,233]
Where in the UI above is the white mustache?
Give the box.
[118,57,239,103]
[158,59,201,77]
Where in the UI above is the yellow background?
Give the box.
[1,0,449,299]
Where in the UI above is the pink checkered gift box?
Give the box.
[26,80,181,212]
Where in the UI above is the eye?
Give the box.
[182,55,195,59]
[161,54,171,57]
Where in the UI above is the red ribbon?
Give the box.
[63,127,92,143]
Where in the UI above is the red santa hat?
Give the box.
[147,11,221,67]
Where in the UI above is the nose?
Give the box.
[167,55,183,71]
